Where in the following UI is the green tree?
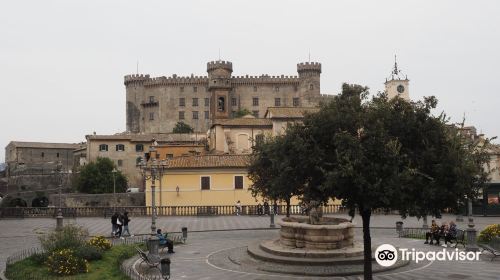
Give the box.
[172,122,194,133]
[249,83,492,279]
[233,108,252,118]
[75,157,127,194]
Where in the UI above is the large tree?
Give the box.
[249,83,491,279]
[75,157,127,194]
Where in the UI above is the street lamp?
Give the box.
[55,161,64,231]
[137,144,161,258]
[112,168,117,208]
[465,197,479,252]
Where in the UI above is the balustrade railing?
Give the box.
[0,204,348,218]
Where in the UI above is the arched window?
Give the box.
[309,84,314,90]
[99,144,108,152]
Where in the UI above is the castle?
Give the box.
[125,61,326,133]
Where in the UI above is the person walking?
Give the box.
[111,212,119,238]
[263,200,270,215]
[116,212,123,238]
[122,211,132,237]
[235,200,242,216]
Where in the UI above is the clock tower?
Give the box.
[384,56,410,101]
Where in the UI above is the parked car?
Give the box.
[126,187,140,193]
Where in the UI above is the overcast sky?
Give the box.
[1,0,499,161]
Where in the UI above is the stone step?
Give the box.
[259,239,364,259]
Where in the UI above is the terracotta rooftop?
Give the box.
[7,141,82,150]
[212,118,272,127]
[264,107,319,119]
[86,133,206,143]
[163,155,250,169]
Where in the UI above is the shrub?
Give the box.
[40,224,88,253]
[45,249,89,276]
[31,252,49,265]
[75,245,103,261]
[88,236,112,251]
[478,224,500,243]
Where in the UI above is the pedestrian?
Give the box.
[257,203,263,216]
[263,200,269,215]
[111,212,119,238]
[122,211,132,237]
[116,212,123,238]
[273,201,278,215]
[235,200,242,216]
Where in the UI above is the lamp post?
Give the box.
[112,168,117,208]
[465,198,479,252]
[56,161,64,231]
[137,144,160,258]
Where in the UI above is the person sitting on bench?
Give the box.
[424,220,440,245]
[443,221,457,248]
[435,222,448,246]
[156,229,175,253]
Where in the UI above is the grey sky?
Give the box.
[1,0,499,161]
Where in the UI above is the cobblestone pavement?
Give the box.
[0,214,498,277]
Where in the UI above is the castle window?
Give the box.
[252,97,259,106]
[41,152,44,158]
[204,111,209,119]
[149,96,155,103]
[117,159,123,167]
[193,86,197,92]
[252,110,259,118]
[231,98,237,106]
[56,153,60,158]
[166,154,173,159]
[275,86,280,92]
[309,84,314,90]
[293,98,300,107]
[192,111,199,119]
[192,98,198,107]
[204,98,209,106]
[149,112,154,120]
[179,98,185,107]
[180,86,184,92]
[135,144,144,152]
[116,144,125,152]
[99,144,108,152]
[253,86,257,92]
[179,111,185,120]
[234,175,244,189]
[294,86,298,92]
[201,176,211,190]
[275,98,281,107]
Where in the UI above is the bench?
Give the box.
[135,246,160,270]
[196,206,218,216]
[479,237,500,261]
[450,229,466,248]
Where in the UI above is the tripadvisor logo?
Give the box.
[375,244,482,266]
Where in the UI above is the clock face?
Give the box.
[397,85,405,93]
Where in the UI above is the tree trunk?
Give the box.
[361,208,373,280]
[286,198,291,217]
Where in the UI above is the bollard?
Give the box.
[396,221,403,237]
[270,211,275,228]
[182,227,188,243]
[160,257,171,279]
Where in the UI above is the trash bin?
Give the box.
[396,221,403,234]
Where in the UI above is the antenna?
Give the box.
[218,48,221,61]
[308,50,311,62]
[136,61,139,74]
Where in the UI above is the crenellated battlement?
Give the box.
[231,74,300,85]
[124,74,150,86]
[144,74,209,87]
[207,60,233,72]
[297,62,322,74]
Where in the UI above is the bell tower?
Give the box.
[384,56,410,101]
[207,60,233,120]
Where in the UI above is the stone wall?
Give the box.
[48,192,145,207]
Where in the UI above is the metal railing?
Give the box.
[0,204,348,218]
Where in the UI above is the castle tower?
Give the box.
[384,56,410,101]
[297,62,321,106]
[207,61,233,120]
[124,74,150,133]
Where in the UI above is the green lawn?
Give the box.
[6,244,139,280]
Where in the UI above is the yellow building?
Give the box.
[145,154,261,206]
